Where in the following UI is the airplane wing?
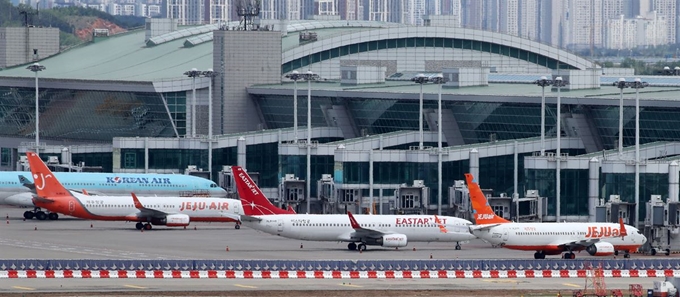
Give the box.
[347,211,390,238]
[556,238,601,250]
[131,192,170,218]
[469,224,504,231]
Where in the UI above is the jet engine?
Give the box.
[377,234,408,247]
[586,242,615,256]
[153,214,190,227]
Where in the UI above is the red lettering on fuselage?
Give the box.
[395,217,443,225]
[585,226,621,238]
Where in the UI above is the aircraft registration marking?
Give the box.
[12,286,36,291]
[234,284,257,289]
[124,284,148,289]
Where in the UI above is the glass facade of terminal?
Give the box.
[0,87,184,142]
[601,172,669,219]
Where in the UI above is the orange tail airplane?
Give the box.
[26,152,243,230]
[465,173,647,259]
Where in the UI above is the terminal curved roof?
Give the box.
[0,20,594,82]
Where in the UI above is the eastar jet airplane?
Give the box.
[465,173,647,259]
[232,165,476,251]
[1,170,226,220]
[26,152,242,230]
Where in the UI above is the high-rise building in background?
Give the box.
[152,0,679,49]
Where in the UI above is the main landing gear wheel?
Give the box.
[614,250,619,256]
[651,248,657,256]
[562,252,575,259]
[358,244,367,252]
[235,223,241,230]
[455,243,462,250]
[533,252,546,259]
[135,222,144,230]
[347,242,357,251]
[47,213,58,220]
[666,249,671,256]
[35,211,47,221]
[624,253,631,258]
[23,211,34,220]
[144,223,152,230]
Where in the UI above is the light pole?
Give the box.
[27,63,46,155]
[534,76,552,156]
[302,70,319,214]
[553,76,568,223]
[430,74,447,215]
[202,69,219,180]
[613,78,627,156]
[183,68,201,138]
[630,78,648,227]
[285,70,303,143]
[412,74,429,150]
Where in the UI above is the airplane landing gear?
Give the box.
[23,208,58,220]
[347,242,357,251]
[562,252,575,259]
[455,243,462,250]
[624,252,631,258]
[135,222,144,230]
[533,252,546,259]
[23,211,34,220]
[144,223,152,230]
[235,222,241,229]
[357,243,367,252]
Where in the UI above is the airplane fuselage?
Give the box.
[35,192,242,223]
[472,222,646,254]
[245,214,476,243]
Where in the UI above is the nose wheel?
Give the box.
[455,243,461,250]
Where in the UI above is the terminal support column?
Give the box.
[588,157,600,222]
[237,137,246,167]
[469,149,479,183]
[670,161,679,203]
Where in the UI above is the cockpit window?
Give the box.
[210,183,217,188]
[637,230,642,234]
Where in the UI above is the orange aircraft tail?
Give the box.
[464,173,511,225]
[231,166,290,215]
[26,152,70,198]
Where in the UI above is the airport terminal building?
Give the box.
[2,19,680,236]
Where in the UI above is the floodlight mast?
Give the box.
[430,74,447,216]
[27,62,45,155]
[285,70,303,143]
[183,68,201,138]
[411,73,429,150]
[553,76,568,223]
[533,76,552,156]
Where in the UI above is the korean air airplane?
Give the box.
[465,173,647,259]
[232,166,476,251]
[0,169,227,221]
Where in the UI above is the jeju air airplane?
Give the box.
[232,165,476,251]
[464,173,647,259]
[2,170,226,221]
[25,152,242,230]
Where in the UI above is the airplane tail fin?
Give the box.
[464,173,510,225]
[619,217,627,238]
[26,152,70,198]
[231,166,290,215]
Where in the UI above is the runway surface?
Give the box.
[0,277,665,294]
[0,206,673,295]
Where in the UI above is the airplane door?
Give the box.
[277,219,284,232]
[502,228,509,241]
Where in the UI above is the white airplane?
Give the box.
[464,173,647,259]
[231,165,476,251]
[25,152,243,230]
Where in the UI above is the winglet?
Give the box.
[82,189,89,196]
[619,217,627,238]
[287,205,297,214]
[131,193,144,210]
[347,211,361,229]
[434,215,448,233]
